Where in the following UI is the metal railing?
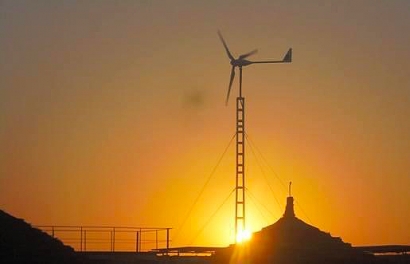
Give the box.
[36,225,171,252]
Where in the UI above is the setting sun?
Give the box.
[236,229,252,243]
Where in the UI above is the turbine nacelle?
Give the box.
[230,59,254,67]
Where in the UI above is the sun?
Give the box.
[236,229,252,243]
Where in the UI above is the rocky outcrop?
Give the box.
[0,210,78,263]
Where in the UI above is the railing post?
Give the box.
[84,230,87,252]
[136,231,140,252]
[80,227,83,252]
[156,230,158,250]
[166,228,170,252]
[113,227,116,252]
[110,230,113,252]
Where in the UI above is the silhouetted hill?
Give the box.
[0,209,78,263]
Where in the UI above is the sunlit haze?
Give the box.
[1,1,410,247]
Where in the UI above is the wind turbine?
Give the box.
[218,31,292,104]
[218,31,292,243]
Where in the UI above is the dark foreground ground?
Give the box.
[78,251,409,264]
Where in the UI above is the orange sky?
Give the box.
[1,1,410,247]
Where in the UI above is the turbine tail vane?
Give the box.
[283,48,292,62]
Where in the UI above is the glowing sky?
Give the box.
[1,1,410,247]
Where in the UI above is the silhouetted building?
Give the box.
[213,194,379,264]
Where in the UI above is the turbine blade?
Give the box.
[226,66,235,105]
[239,49,258,59]
[218,31,234,61]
